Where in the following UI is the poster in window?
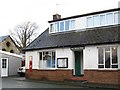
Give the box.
[57,58,68,68]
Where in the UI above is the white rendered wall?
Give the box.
[84,44,119,70]
[25,51,39,69]
[25,48,75,70]
[56,48,74,69]
[84,46,98,70]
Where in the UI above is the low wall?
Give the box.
[26,69,73,81]
[84,70,120,85]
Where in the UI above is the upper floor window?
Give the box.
[98,47,118,69]
[93,15,100,26]
[70,20,75,29]
[87,11,118,28]
[100,14,105,25]
[106,13,113,25]
[60,21,64,32]
[55,22,59,32]
[50,19,75,33]
[50,24,54,32]
[114,12,118,24]
[65,20,69,31]
[87,17,93,27]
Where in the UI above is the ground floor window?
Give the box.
[98,46,118,69]
[39,51,55,69]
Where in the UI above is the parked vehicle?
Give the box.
[17,66,25,77]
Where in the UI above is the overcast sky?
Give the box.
[0,0,119,36]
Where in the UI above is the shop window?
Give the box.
[98,47,118,69]
[39,51,56,69]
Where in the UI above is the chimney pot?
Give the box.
[53,14,61,20]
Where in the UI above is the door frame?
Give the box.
[1,58,9,77]
[74,50,83,76]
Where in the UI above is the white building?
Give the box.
[24,8,120,85]
[0,50,23,77]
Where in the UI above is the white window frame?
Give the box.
[39,51,56,70]
[98,46,118,70]
[69,19,76,30]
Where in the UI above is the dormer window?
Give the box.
[60,21,64,31]
[50,19,75,33]
[65,20,69,31]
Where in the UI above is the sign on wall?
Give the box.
[57,58,68,68]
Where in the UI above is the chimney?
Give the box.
[53,14,61,20]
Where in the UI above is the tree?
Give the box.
[10,22,39,53]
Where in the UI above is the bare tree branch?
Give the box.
[10,22,39,53]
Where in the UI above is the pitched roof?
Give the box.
[0,35,9,42]
[25,25,120,51]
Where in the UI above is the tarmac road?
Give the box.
[1,76,116,90]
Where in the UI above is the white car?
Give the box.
[17,66,26,77]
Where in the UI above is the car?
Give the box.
[17,66,25,77]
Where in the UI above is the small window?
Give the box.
[114,12,118,24]
[106,13,113,25]
[10,50,14,53]
[93,15,100,26]
[100,14,105,25]
[2,48,6,51]
[60,21,64,31]
[6,42,10,47]
[70,20,75,29]
[55,22,59,32]
[50,24,54,32]
[65,20,69,31]
[87,17,93,27]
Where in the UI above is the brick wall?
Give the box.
[84,70,120,85]
[26,69,73,81]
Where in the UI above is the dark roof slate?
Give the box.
[25,25,120,51]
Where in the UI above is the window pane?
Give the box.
[114,12,118,23]
[55,22,59,32]
[93,15,100,26]
[100,15,105,25]
[87,17,93,27]
[112,47,118,64]
[65,20,69,31]
[112,65,118,68]
[50,24,54,32]
[98,65,104,68]
[60,22,64,31]
[70,20,75,29]
[98,48,104,64]
[105,47,110,68]
[106,13,113,24]
[39,52,42,68]
[52,52,55,68]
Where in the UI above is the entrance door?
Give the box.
[1,58,8,77]
[75,51,83,76]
